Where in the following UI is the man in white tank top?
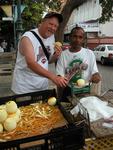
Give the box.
[12,12,68,94]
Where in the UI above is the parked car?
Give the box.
[93,44,113,65]
[62,42,71,50]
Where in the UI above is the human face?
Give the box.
[70,29,84,51]
[39,17,59,39]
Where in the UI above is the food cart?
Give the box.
[84,89,113,150]
[0,87,113,150]
[0,89,90,150]
[70,89,113,150]
[65,61,113,149]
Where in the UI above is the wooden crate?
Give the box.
[0,52,16,75]
[84,136,113,150]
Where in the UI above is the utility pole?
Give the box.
[12,0,16,50]
[16,0,23,43]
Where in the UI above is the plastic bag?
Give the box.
[70,96,113,122]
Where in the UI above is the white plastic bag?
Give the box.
[70,96,113,122]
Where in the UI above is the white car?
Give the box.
[93,44,113,65]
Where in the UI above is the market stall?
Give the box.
[84,89,113,150]
[0,89,90,150]
[70,89,113,150]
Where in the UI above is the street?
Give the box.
[97,62,113,93]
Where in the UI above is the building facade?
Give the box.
[65,0,113,38]
[0,0,24,51]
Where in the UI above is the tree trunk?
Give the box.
[55,0,87,42]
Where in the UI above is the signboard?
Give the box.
[64,21,99,34]
[78,22,99,32]
[2,17,13,21]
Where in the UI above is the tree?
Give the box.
[22,0,62,30]
[99,0,113,23]
[56,0,87,41]
[22,0,87,41]
[22,1,45,30]
[56,0,113,41]
[22,0,113,41]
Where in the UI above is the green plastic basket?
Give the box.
[69,82,91,95]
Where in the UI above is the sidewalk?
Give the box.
[0,64,13,97]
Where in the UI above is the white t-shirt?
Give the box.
[1,41,7,49]
[56,47,98,83]
[12,28,55,94]
[0,46,4,52]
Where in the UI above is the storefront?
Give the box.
[0,4,14,52]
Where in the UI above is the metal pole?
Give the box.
[16,0,23,42]
[13,0,16,50]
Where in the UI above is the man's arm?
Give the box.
[19,37,68,87]
[89,52,102,83]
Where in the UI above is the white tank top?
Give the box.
[12,28,55,94]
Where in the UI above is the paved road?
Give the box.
[0,62,113,97]
[97,62,113,93]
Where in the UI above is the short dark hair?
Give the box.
[43,12,63,23]
[70,26,85,35]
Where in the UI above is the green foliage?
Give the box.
[22,2,44,30]
[99,0,113,23]
[46,0,62,12]
[16,0,113,32]
[21,0,61,30]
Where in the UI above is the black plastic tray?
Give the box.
[0,89,87,150]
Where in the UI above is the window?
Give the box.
[94,46,100,51]
[100,47,105,51]
[108,46,113,51]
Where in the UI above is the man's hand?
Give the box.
[90,72,101,83]
[49,42,62,63]
[54,41,62,57]
[52,75,68,87]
